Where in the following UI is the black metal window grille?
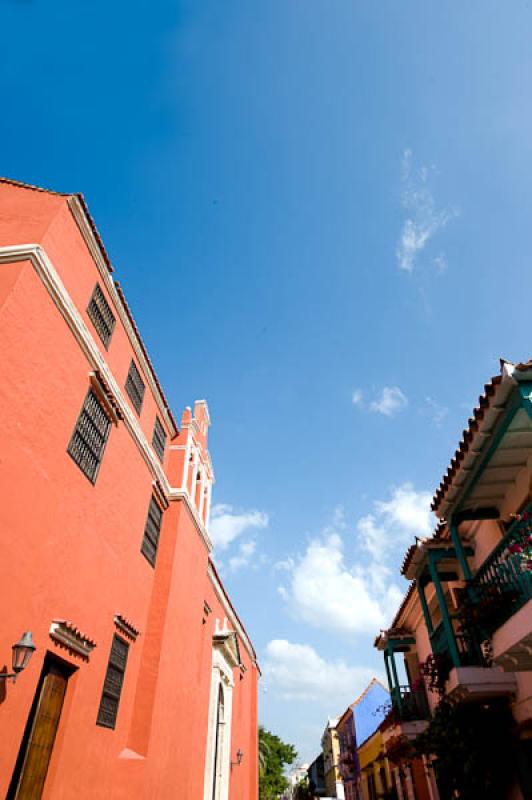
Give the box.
[125,360,145,414]
[67,389,111,483]
[87,284,116,349]
[141,496,163,567]
[152,417,167,461]
[96,634,129,729]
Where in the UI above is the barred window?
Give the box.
[141,496,163,567]
[67,389,111,483]
[152,417,167,461]
[87,284,116,349]
[125,360,145,414]
[96,634,129,729]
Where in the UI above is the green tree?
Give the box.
[258,726,297,800]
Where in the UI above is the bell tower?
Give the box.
[169,400,214,528]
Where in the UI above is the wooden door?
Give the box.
[10,661,69,800]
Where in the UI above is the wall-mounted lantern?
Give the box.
[0,632,36,683]
[231,749,244,767]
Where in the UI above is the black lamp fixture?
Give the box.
[231,749,244,768]
[0,631,36,683]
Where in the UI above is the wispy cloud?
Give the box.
[397,149,458,272]
[423,396,449,427]
[263,639,377,704]
[369,386,408,417]
[228,539,258,571]
[209,504,268,550]
[357,483,433,560]
[352,386,408,417]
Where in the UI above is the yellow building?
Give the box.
[357,728,392,800]
[321,717,344,798]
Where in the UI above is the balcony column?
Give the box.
[388,645,403,714]
[417,581,434,636]
[427,554,461,668]
[404,765,416,800]
[422,755,440,800]
[393,768,405,800]
[383,650,394,694]
[449,522,472,580]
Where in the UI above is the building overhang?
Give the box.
[432,360,532,520]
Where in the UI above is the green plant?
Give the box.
[414,698,518,800]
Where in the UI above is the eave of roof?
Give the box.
[114,282,178,435]
[1,177,179,437]
[431,359,532,517]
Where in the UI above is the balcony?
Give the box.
[467,511,532,638]
[430,621,484,671]
[390,685,430,722]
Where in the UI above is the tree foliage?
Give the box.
[259,726,297,800]
[414,698,518,800]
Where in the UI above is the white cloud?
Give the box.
[228,539,257,571]
[357,482,432,559]
[369,386,408,417]
[278,532,403,635]
[397,149,458,272]
[263,639,377,703]
[351,389,364,407]
[209,504,268,550]
[278,485,432,635]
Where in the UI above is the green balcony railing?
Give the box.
[467,510,532,637]
[391,685,430,721]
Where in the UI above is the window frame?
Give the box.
[96,634,129,730]
[125,359,145,415]
[67,388,112,484]
[87,283,116,349]
[141,495,164,567]
[152,416,167,462]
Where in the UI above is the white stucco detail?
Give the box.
[203,624,236,800]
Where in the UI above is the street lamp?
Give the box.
[231,749,244,767]
[0,632,36,683]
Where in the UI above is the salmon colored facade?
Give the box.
[0,179,259,799]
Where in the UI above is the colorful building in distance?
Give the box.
[356,727,392,800]
[375,360,532,800]
[0,178,259,800]
[337,679,389,800]
[321,717,344,799]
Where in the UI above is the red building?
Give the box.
[0,178,259,800]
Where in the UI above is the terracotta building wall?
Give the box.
[0,181,258,799]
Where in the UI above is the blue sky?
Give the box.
[3,0,532,762]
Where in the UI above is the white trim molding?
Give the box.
[203,622,235,800]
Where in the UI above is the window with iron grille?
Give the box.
[87,284,116,349]
[141,496,163,566]
[152,417,167,461]
[96,634,129,729]
[67,389,111,483]
[125,360,145,414]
